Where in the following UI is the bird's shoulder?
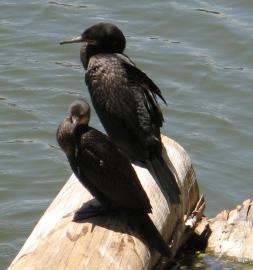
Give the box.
[87,53,124,72]
[79,127,108,146]
[119,55,166,104]
[79,128,129,166]
[79,128,118,157]
[87,52,166,105]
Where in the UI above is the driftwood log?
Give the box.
[194,199,253,262]
[8,135,204,270]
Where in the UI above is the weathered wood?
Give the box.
[8,135,202,270]
[194,199,253,262]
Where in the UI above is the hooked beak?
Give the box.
[60,36,97,45]
[60,35,84,45]
[71,116,79,125]
[71,116,89,126]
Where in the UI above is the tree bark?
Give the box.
[8,135,203,270]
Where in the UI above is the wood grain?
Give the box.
[8,136,201,270]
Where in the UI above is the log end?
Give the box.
[194,199,253,262]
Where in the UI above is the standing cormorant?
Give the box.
[60,23,181,203]
[56,99,170,257]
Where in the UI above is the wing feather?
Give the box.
[78,129,151,212]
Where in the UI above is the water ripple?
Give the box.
[48,1,88,9]
[1,1,253,269]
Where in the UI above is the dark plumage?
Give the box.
[56,99,170,256]
[60,22,181,204]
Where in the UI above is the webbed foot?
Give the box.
[73,204,110,222]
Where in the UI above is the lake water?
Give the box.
[1,0,253,269]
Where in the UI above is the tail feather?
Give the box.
[130,213,170,257]
[149,156,181,204]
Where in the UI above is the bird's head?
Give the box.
[69,99,90,127]
[60,22,126,54]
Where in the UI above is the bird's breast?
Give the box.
[86,55,130,110]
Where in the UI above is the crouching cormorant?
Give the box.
[60,22,181,204]
[56,99,170,257]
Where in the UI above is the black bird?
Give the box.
[60,22,181,203]
[56,99,170,257]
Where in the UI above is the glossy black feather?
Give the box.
[62,22,181,203]
[85,53,163,161]
[56,100,171,256]
[82,24,181,203]
[76,126,152,212]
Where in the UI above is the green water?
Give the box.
[1,1,253,269]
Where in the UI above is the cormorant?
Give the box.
[60,23,181,203]
[56,99,170,257]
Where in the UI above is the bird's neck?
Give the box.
[80,45,99,70]
[80,44,124,69]
[73,124,89,143]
